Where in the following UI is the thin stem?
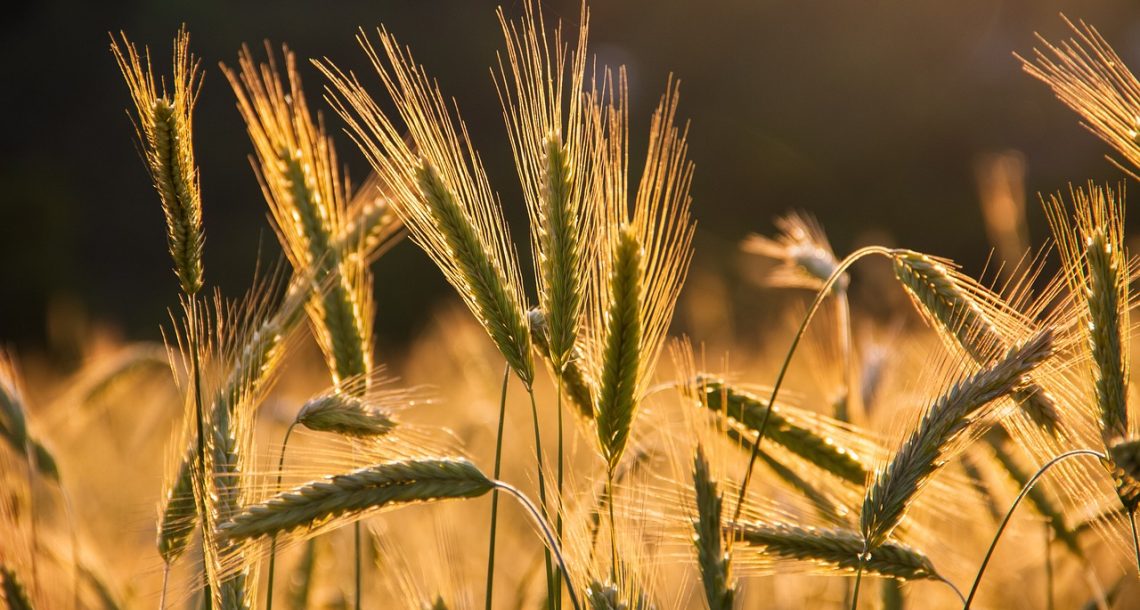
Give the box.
[1045,520,1054,610]
[160,564,170,610]
[1129,510,1140,577]
[188,295,213,610]
[265,422,296,610]
[485,364,511,610]
[732,246,894,524]
[963,449,1106,609]
[527,386,555,610]
[354,522,362,610]
[493,481,582,610]
[555,374,564,610]
[935,575,966,606]
[850,561,865,610]
[607,469,618,583]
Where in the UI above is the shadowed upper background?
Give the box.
[2,0,1140,367]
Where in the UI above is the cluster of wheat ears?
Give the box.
[7,3,1140,609]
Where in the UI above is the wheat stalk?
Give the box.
[728,521,939,582]
[218,458,493,542]
[110,29,204,295]
[861,329,1054,548]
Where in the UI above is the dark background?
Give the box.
[3,0,1140,365]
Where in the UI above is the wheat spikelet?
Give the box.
[225,45,373,388]
[1020,17,1140,177]
[697,377,868,485]
[861,329,1053,548]
[892,250,1060,432]
[584,580,654,610]
[742,211,847,293]
[296,390,397,438]
[495,0,596,372]
[691,445,734,610]
[319,30,534,386]
[529,309,596,420]
[110,29,204,295]
[728,521,939,581]
[218,458,493,542]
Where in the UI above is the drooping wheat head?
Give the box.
[891,250,1061,433]
[110,29,204,295]
[319,30,534,387]
[728,520,940,582]
[860,329,1054,549]
[742,211,848,293]
[218,458,494,543]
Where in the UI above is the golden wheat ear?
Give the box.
[318,29,534,387]
[1021,17,1140,178]
[223,44,375,390]
[495,0,596,374]
[111,28,204,296]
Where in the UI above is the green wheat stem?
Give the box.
[493,481,581,610]
[555,374,565,610]
[963,449,1106,609]
[732,246,895,524]
[485,364,510,610]
[265,422,297,610]
[527,386,555,610]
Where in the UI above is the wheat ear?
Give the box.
[1020,17,1140,177]
[728,521,939,582]
[110,29,204,295]
[692,445,735,610]
[218,458,494,542]
[224,45,373,388]
[319,29,534,387]
[295,392,397,437]
[595,227,644,469]
[892,250,1060,432]
[0,565,34,610]
[861,329,1054,548]
[0,357,59,483]
[698,377,868,485]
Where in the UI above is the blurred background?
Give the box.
[3,0,1140,370]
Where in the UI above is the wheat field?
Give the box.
[6,3,1140,609]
